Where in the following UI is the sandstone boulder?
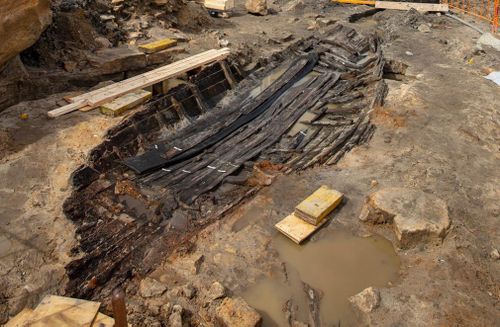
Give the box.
[0,0,52,70]
[245,0,268,16]
[359,187,451,248]
[216,297,262,327]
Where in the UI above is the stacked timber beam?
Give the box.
[47,48,231,118]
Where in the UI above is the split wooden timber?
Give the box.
[374,1,449,12]
[47,48,231,118]
[333,0,375,5]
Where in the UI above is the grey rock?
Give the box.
[477,33,500,52]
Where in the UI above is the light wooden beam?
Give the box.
[48,48,231,118]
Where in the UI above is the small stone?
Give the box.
[370,180,378,188]
[146,299,162,316]
[281,33,294,42]
[188,253,205,275]
[63,61,77,72]
[283,0,305,11]
[166,286,183,299]
[182,283,197,299]
[208,281,226,301]
[172,304,183,314]
[219,39,230,47]
[291,320,308,327]
[316,18,334,28]
[216,297,262,327]
[100,14,116,21]
[405,51,414,56]
[349,287,380,313]
[169,310,183,327]
[245,0,268,15]
[307,22,318,31]
[139,277,168,298]
[490,248,500,260]
[160,302,172,318]
[417,24,431,33]
[95,36,112,48]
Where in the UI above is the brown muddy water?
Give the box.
[242,230,400,326]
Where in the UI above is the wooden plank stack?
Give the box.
[275,185,344,244]
[47,48,231,118]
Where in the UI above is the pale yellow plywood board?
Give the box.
[91,313,114,327]
[28,295,101,327]
[275,213,329,244]
[5,308,34,327]
[294,185,343,225]
[91,313,132,327]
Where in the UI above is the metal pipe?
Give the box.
[111,288,128,327]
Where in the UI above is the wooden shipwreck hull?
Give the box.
[63,24,387,300]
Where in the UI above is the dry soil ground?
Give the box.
[1,1,499,326]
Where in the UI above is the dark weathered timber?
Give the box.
[64,25,387,302]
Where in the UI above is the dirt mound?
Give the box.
[20,0,213,69]
[21,8,103,69]
[374,8,429,40]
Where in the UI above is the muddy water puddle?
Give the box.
[243,230,400,326]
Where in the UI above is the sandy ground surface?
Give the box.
[1,1,499,326]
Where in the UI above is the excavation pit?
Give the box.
[63,24,388,301]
